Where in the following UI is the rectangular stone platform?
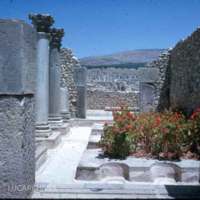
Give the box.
[76,148,200,184]
[69,119,113,127]
[36,131,62,149]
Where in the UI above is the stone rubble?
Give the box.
[60,48,80,117]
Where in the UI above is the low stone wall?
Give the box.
[87,90,139,110]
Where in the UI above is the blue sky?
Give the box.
[0,0,200,58]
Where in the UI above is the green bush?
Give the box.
[99,107,200,160]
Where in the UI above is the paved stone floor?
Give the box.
[35,126,91,184]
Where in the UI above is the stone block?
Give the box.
[139,82,156,112]
[0,96,35,198]
[0,19,36,198]
[0,19,37,94]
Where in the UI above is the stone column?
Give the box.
[48,28,68,133]
[0,19,37,198]
[29,14,54,137]
[74,66,87,118]
[48,28,64,125]
[60,87,71,121]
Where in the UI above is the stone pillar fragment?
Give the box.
[29,13,54,137]
[0,19,37,198]
[60,87,70,121]
[74,66,87,118]
[139,82,156,112]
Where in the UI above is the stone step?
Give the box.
[91,123,104,135]
[32,182,200,199]
[50,123,70,135]
[35,145,47,171]
[87,134,102,149]
[36,131,62,149]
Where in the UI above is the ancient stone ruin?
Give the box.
[86,66,160,110]
[0,13,200,199]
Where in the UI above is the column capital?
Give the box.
[50,28,64,50]
[28,13,54,33]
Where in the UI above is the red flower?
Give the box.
[155,117,161,126]
[125,124,133,131]
[190,107,200,120]
[128,112,136,121]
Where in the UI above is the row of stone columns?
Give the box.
[29,14,69,139]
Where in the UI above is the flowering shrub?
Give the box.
[99,108,136,159]
[99,106,200,160]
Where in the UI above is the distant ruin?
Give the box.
[85,61,160,110]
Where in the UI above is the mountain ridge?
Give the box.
[80,49,165,67]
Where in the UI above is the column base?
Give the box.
[36,131,62,149]
[48,116,67,135]
[61,111,71,122]
[48,116,63,126]
[36,124,52,138]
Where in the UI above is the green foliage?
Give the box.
[99,107,200,160]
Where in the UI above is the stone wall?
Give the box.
[60,48,79,117]
[87,67,159,92]
[87,90,139,110]
[158,28,200,116]
[86,66,159,110]
[148,50,171,110]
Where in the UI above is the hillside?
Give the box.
[80,49,165,67]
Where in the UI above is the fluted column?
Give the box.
[48,28,65,127]
[29,13,54,137]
